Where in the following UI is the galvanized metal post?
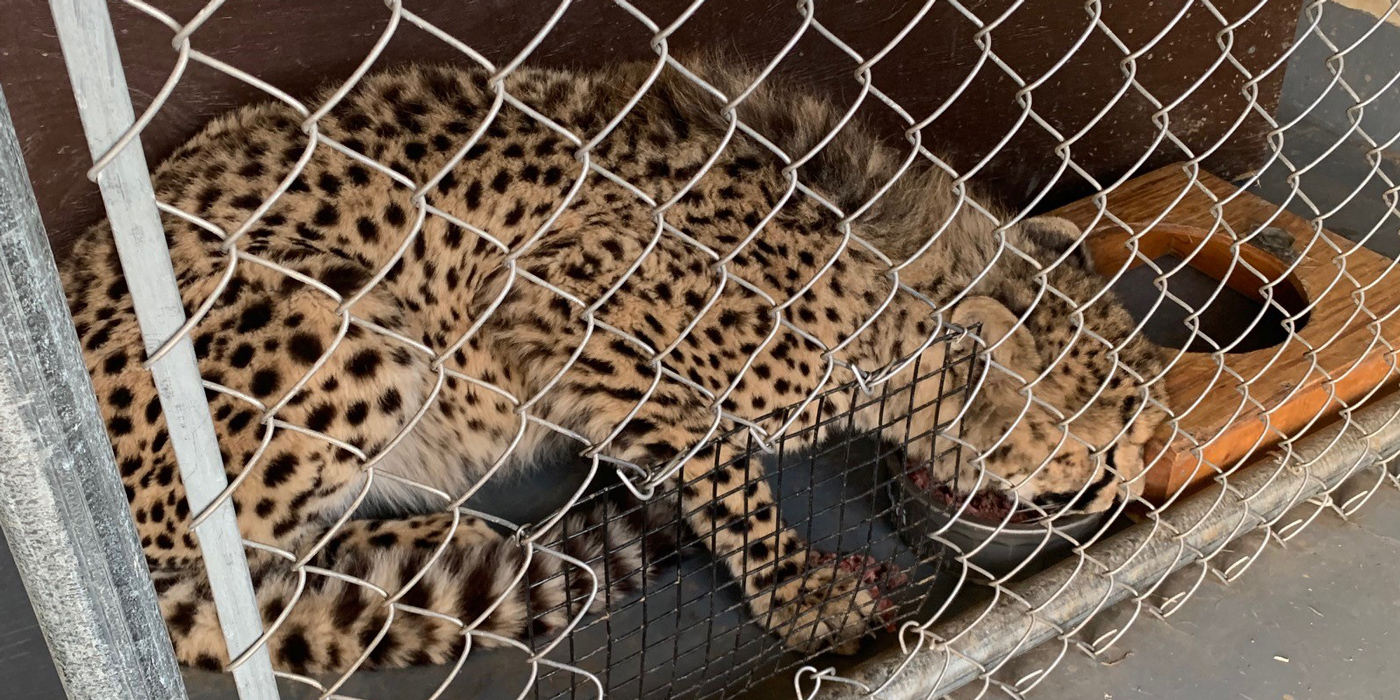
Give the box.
[0,85,187,700]
[44,0,281,697]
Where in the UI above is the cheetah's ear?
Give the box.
[1020,216,1096,273]
[950,296,1041,380]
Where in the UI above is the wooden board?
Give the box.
[1050,165,1400,503]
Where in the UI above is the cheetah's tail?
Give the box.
[151,491,679,675]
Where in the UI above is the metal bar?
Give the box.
[45,0,280,697]
[0,84,187,700]
[822,390,1400,700]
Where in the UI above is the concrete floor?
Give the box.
[981,483,1400,700]
[0,528,65,700]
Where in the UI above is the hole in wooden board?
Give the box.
[1088,223,1312,354]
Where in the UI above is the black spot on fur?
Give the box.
[230,193,263,210]
[237,301,273,333]
[332,589,368,630]
[167,601,199,636]
[317,173,342,196]
[378,388,402,414]
[305,404,336,432]
[103,351,128,375]
[84,325,110,351]
[313,203,340,227]
[230,343,254,368]
[228,409,255,434]
[320,265,368,296]
[748,541,770,561]
[384,202,407,227]
[490,170,512,193]
[279,629,313,670]
[262,453,298,488]
[250,369,281,397]
[346,350,382,377]
[356,216,379,242]
[346,164,372,185]
[109,416,133,435]
[465,180,483,210]
[110,387,133,409]
[288,333,323,364]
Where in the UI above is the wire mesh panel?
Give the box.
[26,0,1400,699]
[521,351,976,700]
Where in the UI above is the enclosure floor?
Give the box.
[952,483,1400,700]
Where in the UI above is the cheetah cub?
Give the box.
[64,59,1168,674]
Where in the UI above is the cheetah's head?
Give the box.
[915,216,1171,516]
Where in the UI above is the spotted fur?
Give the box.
[63,59,1168,674]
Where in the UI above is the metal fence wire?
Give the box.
[5,0,1400,699]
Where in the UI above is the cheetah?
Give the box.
[62,58,1169,674]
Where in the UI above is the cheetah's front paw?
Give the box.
[767,553,906,655]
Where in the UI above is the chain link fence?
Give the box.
[1,0,1398,699]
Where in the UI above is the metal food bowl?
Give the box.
[886,456,1108,580]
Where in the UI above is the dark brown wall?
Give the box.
[2,0,1302,254]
